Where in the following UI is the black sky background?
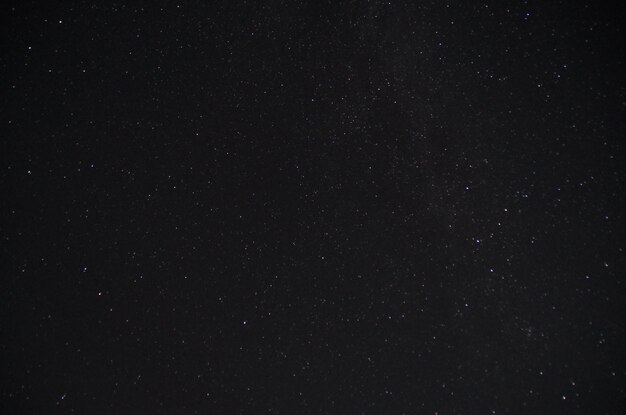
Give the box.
[2,1,625,414]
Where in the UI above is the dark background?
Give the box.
[2,1,625,413]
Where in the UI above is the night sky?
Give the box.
[2,1,625,414]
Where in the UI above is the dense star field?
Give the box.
[2,1,625,413]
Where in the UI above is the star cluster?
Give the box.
[2,1,625,413]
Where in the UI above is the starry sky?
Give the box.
[2,1,625,414]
